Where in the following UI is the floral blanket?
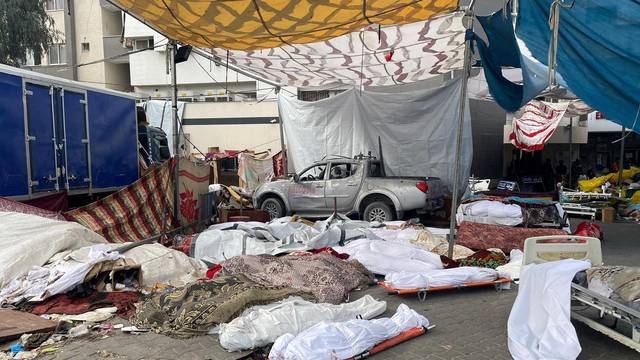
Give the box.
[130,275,309,338]
[456,221,567,252]
[219,253,373,304]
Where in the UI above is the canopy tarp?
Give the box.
[114,0,459,50]
[208,12,465,87]
[517,0,640,132]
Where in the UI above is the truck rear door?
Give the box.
[25,83,59,192]
[61,90,90,190]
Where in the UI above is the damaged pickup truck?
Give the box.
[254,155,444,221]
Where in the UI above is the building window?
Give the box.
[47,44,67,65]
[134,38,154,51]
[298,89,345,102]
[81,42,90,52]
[46,0,64,11]
[24,51,42,66]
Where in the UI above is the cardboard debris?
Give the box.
[0,309,57,342]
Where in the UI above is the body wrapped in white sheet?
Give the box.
[218,295,386,351]
[268,304,428,360]
[385,267,498,290]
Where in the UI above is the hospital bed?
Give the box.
[523,235,640,352]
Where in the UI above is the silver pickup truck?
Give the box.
[254,156,444,221]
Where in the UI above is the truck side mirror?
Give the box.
[292,174,300,182]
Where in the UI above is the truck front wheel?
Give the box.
[261,197,285,219]
[363,201,395,222]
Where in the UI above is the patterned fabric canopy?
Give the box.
[207,12,465,87]
[113,0,459,50]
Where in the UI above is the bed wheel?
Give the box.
[495,282,503,292]
[418,291,428,303]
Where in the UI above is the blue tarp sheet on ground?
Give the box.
[517,0,640,132]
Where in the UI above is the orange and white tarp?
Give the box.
[113,0,458,50]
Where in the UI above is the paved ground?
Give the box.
[40,220,639,360]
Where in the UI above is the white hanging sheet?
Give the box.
[507,259,591,360]
[268,304,428,360]
[218,295,386,352]
[279,78,472,192]
[144,100,186,156]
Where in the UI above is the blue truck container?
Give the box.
[0,64,139,199]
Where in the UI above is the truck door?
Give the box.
[25,83,59,192]
[62,90,90,189]
[325,162,360,212]
[288,163,327,212]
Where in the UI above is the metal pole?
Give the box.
[275,86,288,173]
[447,8,474,258]
[618,124,625,192]
[568,117,573,187]
[170,40,180,220]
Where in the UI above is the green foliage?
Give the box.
[0,0,59,66]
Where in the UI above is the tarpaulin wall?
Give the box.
[279,78,472,192]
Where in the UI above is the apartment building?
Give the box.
[22,0,131,92]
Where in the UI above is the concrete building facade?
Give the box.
[22,0,131,92]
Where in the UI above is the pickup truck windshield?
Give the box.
[368,161,384,177]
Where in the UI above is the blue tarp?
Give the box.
[475,6,550,112]
[517,0,640,132]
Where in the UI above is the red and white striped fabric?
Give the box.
[509,100,569,151]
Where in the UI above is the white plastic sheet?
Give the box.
[333,238,443,275]
[144,100,186,156]
[0,212,107,288]
[385,267,498,290]
[507,259,591,360]
[269,304,428,360]
[496,249,524,281]
[279,78,473,192]
[218,295,386,352]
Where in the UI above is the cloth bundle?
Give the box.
[219,295,387,351]
[130,274,310,338]
[219,253,373,304]
[457,200,523,226]
[385,267,498,290]
[587,266,640,303]
[269,304,429,360]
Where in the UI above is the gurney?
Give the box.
[378,277,512,302]
[523,235,640,352]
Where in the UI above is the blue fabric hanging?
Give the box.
[475,6,549,112]
[517,0,640,131]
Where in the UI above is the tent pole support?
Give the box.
[447,8,474,258]
[618,124,625,193]
[275,86,287,172]
[170,40,180,220]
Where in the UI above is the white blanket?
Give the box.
[219,295,386,352]
[269,304,428,360]
[385,267,498,290]
[507,259,590,360]
[0,212,107,288]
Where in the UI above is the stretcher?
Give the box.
[378,277,512,302]
[523,235,640,352]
